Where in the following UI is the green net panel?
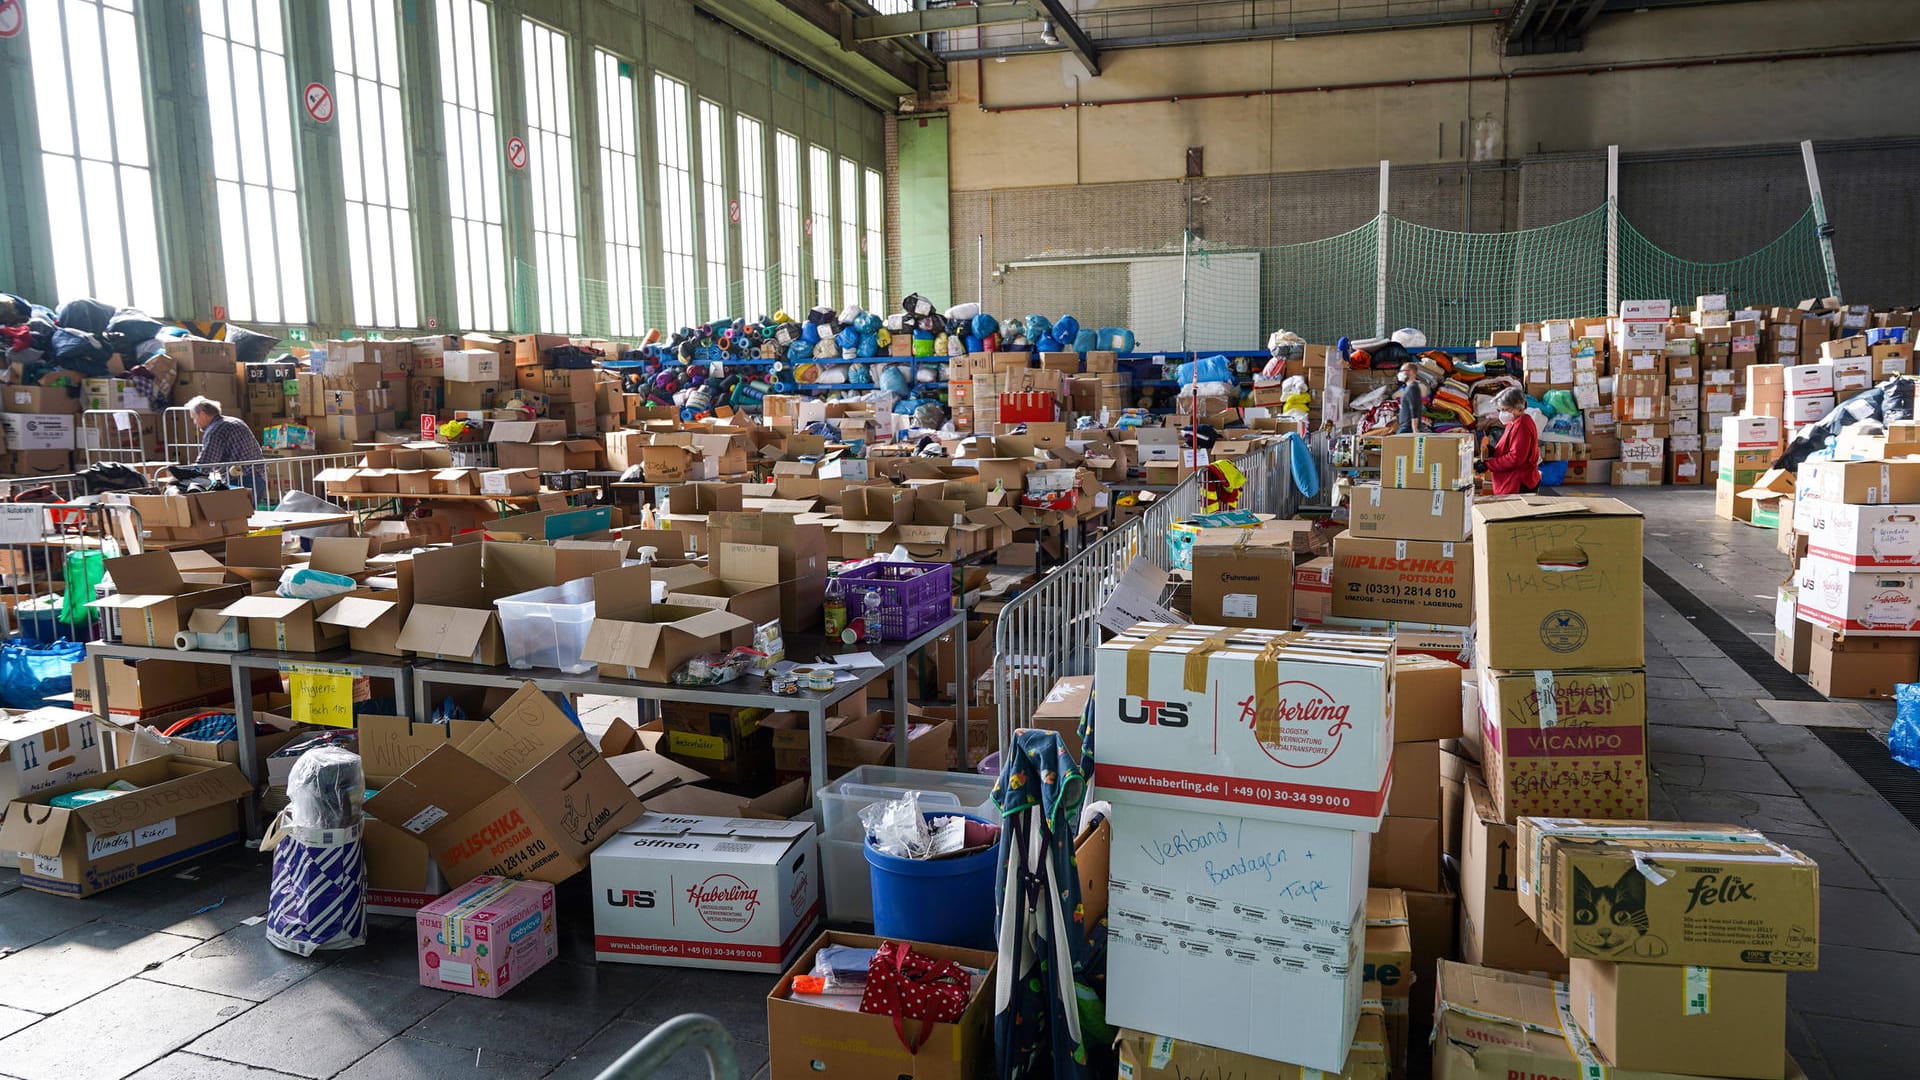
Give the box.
[1387,205,1610,345]
[1617,204,1829,313]
[1231,218,1382,347]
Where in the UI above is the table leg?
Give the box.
[808,701,828,797]
[413,667,431,723]
[892,655,910,768]
[231,659,263,841]
[394,667,414,726]
[953,616,971,770]
[88,649,110,727]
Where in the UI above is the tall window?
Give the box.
[808,146,833,308]
[29,0,163,313]
[839,157,860,310]
[774,132,802,316]
[735,116,768,320]
[332,0,417,328]
[865,168,884,314]
[595,52,644,338]
[698,101,730,322]
[438,0,506,331]
[653,75,695,330]
[521,19,579,334]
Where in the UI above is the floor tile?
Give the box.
[125,1054,305,1080]
[1798,1013,1920,1079]
[546,1018,771,1080]
[1820,885,1920,953]
[0,978,250,1080]
[1698,756,1797,797]
[400,958,652,1067]
[0,1005,38,1039]
[143,925,333,1002]
[1757,700,1882,728]
[0,922,200,1013]
[0,888,105,955]
[333,1036,549,1080]
[1790,944,1920,1026]
[1648,726,1763,760]
[184,969,450,1079]
[620,967,777,1046]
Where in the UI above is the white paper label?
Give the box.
[1430,490,1446,516]
[87,830,134,859]
[136,818,178,847]
[1222,593,1259,619]
[1684,965,1711,1015]
[1534,671,1559,729]
[438,960,475,987]
[1150,1036,1175,1069]
[1395,540,1408,560]
[402,805,448,835]
[32,853,62,877]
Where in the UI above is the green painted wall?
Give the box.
[896,114,951,311]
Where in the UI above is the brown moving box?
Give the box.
[1369,814,1441,893]
[88,551,248,648]
[1394,656,1463,742]
[1348,484,1472,542]
[1331,536,1473,626]
[218,537,372,653]
[1029,675,1091,761]
[396,541,622,665]
[362,682,642,887]
[1472,496,1644,671]
[2,757,251,897]
[768,930,995,1080]
[1459,774,1567,975]
[1432,961,1804,1080]
[1478,667,1648,822]
[1188,527,1294,629]
[1379,433,1475,490]
[1516,818,1819,971]
[128,488,255,543]
[1365,889,1414,1065]
[706,512,829,632]
[356,713,485,914]
[766,711,953,779]
[1806,626,1918,699]
[1114,1011,1391,1080]
[1570,958,1788,1080]
[580,565,754,684]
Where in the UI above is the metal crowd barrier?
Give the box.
[0,502,145,644]
[992,439,1298,747]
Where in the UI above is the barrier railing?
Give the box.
[992,440,1295,748]
[14,445,498,512]
[0,502,145,644]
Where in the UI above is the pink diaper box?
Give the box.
[416,874,557,998]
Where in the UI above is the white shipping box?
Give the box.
[1106,801,1368,1073]
[0,707,102,804]
[1787,394,1834,425]
[1092,624,1393,830]
[1723,415,1781,449]
[1805,503,1920,568]
[1784,363,1834,396]
[443,349,501,383]
[1796,554,1920,635]
[1833,357,1874,393]
[0,413,76,450]
[591,813,820,972]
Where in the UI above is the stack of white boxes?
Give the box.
[1093,626,1395,1072]
[1611,300,1672,486]
[1783,359,1835,428]
[1794,457,1920,696]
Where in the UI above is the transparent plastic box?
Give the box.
[815,765,1001,923]
[495,578,598,673]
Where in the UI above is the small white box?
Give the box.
[0,707,102,804]
[1722,415,1782,448]
[1619,299,1672,321]
[1833,357,1874,393]
[1784,363,1835,396]
[1696,294,1730,312]
[591,813,820,972]
[1787,394,1835,425]
[1106,801,1368,1073]
[443,349,500,383]
[0,413,75,451]
[1797,554,1920,634]
[1805,503,1920,568]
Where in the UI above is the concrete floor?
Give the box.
[3,486,1919,1078]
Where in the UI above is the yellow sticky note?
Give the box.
[290,671,355,729]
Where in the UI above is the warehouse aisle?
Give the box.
[0,489,1916,1080]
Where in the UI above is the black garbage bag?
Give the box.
[26,306,56,352]
[1776,376,1917,472]
[0,294,31,325]
[224,324,281,364]
[48,327,112,374]
[104,308,164,354]
[81,463,150,495]
[56,298,115,334]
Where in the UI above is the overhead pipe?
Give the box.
[977,41,1920,113]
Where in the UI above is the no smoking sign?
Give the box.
[0,0,22,39]
[506,137,528,170]
[303,82,333,124]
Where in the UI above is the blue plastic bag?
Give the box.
[0,639,86,709]
[1173,355,1233,385]
[1892,684,1920,769]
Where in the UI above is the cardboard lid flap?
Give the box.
[0,801,72,856]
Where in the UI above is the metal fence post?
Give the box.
[1800,139,1843,302]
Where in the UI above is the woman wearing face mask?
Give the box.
[1395,362,1425,434]
[1476,387,1542,495]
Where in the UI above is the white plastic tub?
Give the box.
[495,578,597,673]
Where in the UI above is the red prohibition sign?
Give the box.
[303,82,334,123]
[506,136,528,170]
[728,199,741,224]
[0,0,23,39]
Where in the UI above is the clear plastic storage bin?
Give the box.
[815,765,1001,924]
[495,578,598,673]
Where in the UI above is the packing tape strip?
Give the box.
[1684,965,1711,1016]
[1553,982,1611,1080]
[1535,670,1559,729]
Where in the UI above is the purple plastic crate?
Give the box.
[840,560,953,640]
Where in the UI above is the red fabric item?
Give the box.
[858,940,973,1054]
[1486,411,1542,494]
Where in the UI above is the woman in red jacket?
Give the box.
[1477,388,1542,494]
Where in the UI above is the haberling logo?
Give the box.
[1240,679,1352,768]
[687,873,761,933]
[1117,697,1190,728]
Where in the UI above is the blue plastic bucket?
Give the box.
[865,812,998,951]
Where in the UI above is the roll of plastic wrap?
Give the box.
[174,631,196,652]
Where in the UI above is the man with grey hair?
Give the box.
[188,395,264,465]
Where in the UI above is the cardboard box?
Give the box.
[1330,536,1472,626]
[1472,497,1644,671]
[1460,775,1566,975]
[1806,626,1918,698]
[1365,889,1414,1055]
[1380,433,1475,490]
[90,551,248,648]
[164,338,238,372]
[443,349,501,382]
[1348,484,1471,543]
[1801,458,1920,506]
[1794,554,1920,635]
[707,513,829,633]
[1093,625,1393,829]
[1516,818,1819,971]
[1112,1013,1391,1080]
[1393,656,1463,743]
[362,682,644,886]
[1571,958,1788,1080]
[0,707,103,804]
[415,875,557,997]
[1368,813,1441,892]
[1106,801,1369,1072]
[766,711,952,779]
[1433,961,1804,1080]
[591,813,821,972]
[768,931,995,1080]
[1029,675,1091,762]
[1189,529,1295,629]
[4,385,80,414]
[217,537,370,653]
[1803,500,1920,566]
[1478,667,1648,822]
[0,412,79,451]
[358,713,486,914]
[71,655,245,722]
[581,565,753,684]
[1,757,250,897]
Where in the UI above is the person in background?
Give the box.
[187,395,266,502]
[1477,387,1542,495]
[1396,362,1426,433]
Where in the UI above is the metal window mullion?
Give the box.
[99,4,142,310]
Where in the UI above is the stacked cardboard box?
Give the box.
[1791,456,1920,695]
[1611,300,1670,486]
[511,333,605,434]
[1783,359,1834,428]
[1093,625,1394,1072]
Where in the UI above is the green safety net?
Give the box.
[1387,205,1610,346]
[1616,204,1829,317]
[1225,218,1383,347]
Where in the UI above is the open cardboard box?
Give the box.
[395,540,623,664]
[664,541,783,627]
[89,551,249,648]
[707,512,829,632]
[217,537,373,653]
[580,564,755,683]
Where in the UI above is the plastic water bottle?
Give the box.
[861,585,885,645]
